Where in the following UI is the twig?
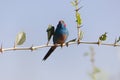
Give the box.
[74,0,82,43]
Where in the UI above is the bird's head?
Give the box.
[58,20,66,28]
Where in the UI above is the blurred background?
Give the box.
[0,0,120,80]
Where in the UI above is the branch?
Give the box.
[0,40,120,53]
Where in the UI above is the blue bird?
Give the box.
[43,20,69,61]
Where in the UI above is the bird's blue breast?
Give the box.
[53,27,68,44]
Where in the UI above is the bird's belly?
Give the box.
[56,34,67,44]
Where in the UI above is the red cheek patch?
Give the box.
[64,24,66,27]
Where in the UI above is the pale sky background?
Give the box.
[0,0,120,80]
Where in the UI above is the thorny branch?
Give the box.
[0,40,120,53]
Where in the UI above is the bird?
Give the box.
[43,20,69,61]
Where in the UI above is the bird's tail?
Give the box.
[43,46,57,61]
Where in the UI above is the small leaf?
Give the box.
[116,36,120,43]
[84,52,89,56]
[15,32,26,45]
[71,0,79,6]
[75,0,79,4]
[76,12,82,26]
[88,73,95,79]
[99,32,107,41]
[94,67,101,73]
[78,30,84,40]
[46,25,54,43]
[71,1,76,6]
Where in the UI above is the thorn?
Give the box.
[114,39,117,47]
[66,42,69,47]
[114,44,117,47]
[75,6,83,12]
[60,44,63,48]
[77,39,80,44]
[30,44,34,51]
[46,41,50,45]
[80,25,83,28]
[77,25,83,29]
[98,39,101,46]
[13,42,16,50]
[75,8,80,12]
[0,44,3,53]
[77,25,81,28]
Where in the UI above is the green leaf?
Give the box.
[46,25,54,42]
[71,1,76,6]
[99,32,107,41]
[71,0,79,6]
[116,36,120,43]
[88,73,95,80]
[76,12,82,26]
[79,30,84,40]
[96,70,109,80]
[84,52,89,56]
[94,67,101,73]
[15,32,26,45]
[75,0,78,4]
